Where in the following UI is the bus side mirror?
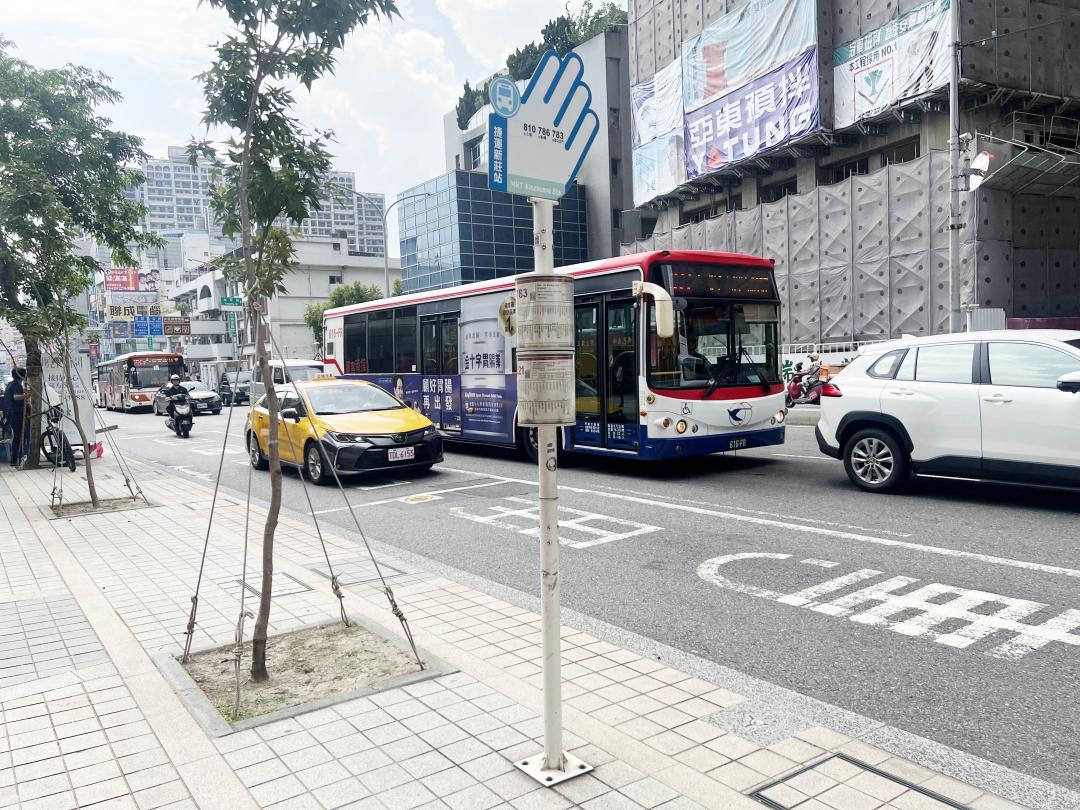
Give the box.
[633,281,674,339]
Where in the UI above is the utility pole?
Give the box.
[351,190,432,297]
[948,0,963,333]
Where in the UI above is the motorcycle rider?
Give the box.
[802,352,823,395]
[164,374,189,422]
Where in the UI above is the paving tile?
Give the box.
[127,764,181,793]
[419,766,478,799]
[876,758,936,786]
[581,791,643,809]
[592,760,645,791]
[250,774,308,806]
[813,758,865,783]
[485,769,538,801]
[509,788,574,810]
[340,747,393,775]
[444,783,503,810]
[17,771,72,801]
[888,791,956,810]
[133,779,190,809]
[739,749,798,778]
[786,767,840,797]
[460,751,513,782]
[619,777,679,808]
[237,756,290,787]
[919,774,985,804]
[439,738,490,764]
[325,733,376,759]
[69,759,123,788]
[73,775,129,805]
[376,781,438,810]
[704,733,757,760]
[816,783,886,810]
[673,745,729,773]
[848,771,908,803]
[616,717,665,741]
[759,782,811,809]
[358,763,414,794]
[297,760,352,791]
[313,776,371,809]
[708,761,764,792]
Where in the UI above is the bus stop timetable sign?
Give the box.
[488,51,600,200]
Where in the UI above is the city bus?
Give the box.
[322,250,786,460]
[96,351,187,412]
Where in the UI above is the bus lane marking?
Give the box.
[439,467,1080,580]
[449,496,661,549]
[697,553,1080,661]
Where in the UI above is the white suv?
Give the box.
[816,330,1080,492]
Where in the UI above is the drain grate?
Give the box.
[750,753,972,810]
[232,572,313,599]
[308,559,405,587]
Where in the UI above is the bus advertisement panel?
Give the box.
[323,251,786,461]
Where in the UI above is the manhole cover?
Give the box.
[400,494,441,504]
[751,754,972,810]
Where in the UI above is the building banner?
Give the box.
[684,48,819,179]
[632,127,687,207]
[630,58,683,148]
[104,267,160,292]
[106,292,159,321]
[833,0,952,128]
[682,0,816,113]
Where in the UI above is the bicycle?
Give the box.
[39,404,77,472]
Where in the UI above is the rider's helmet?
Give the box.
[170,374,181,382]
[809,352,821,362]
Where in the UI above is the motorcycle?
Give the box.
[786,362,828,407]
[165,393,194,438]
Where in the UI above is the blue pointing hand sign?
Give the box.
[488,51,600,200]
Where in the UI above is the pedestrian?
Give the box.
[2,368,30,467]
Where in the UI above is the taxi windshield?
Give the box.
[304,384,402,415]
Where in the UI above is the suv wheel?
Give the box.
[843,428,908,493]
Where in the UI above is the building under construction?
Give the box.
[623,0,1080,342]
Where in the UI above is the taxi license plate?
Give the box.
[388,447,415,462]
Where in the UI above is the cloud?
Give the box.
[433,0,584,74]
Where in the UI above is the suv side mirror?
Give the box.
[1056,370,1080,393]
[281,407,301,423]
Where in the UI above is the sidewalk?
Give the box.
[0,463,1057,810]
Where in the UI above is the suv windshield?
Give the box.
[648,301,780,390]
[304,384,402,415]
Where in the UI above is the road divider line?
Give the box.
[440,466,1080,579]
[308,479,508,515]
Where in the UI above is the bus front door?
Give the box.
[573,297,639,453]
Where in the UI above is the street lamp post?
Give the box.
[352,190,433,297]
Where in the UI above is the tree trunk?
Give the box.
[60,310,99,508]
[22,338,43,470]
[249,312,282,682]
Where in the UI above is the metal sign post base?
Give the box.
[514,751,594,786]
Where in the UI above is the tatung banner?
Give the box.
[632,128,687,207]
[105,292,159,321]
[682,0,816,113]
[630,58,683,148]
[104,267,159,292]
[684,48,819,179]
[833,0,952,128]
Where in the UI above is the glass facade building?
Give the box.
[398,170,588,293]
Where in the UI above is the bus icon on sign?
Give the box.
[489,77,520,117]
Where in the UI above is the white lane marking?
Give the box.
[770,453,832,462]
[799,558,840,569]
[449,496,661,549]
[697,553,1080,660]
[439,466,1080,580]
[308,479,507,515]
[463,474,913,539]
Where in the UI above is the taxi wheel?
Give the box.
[248,433,268,470]
[305,442,330,486]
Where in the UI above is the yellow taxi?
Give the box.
[245,376,443,485]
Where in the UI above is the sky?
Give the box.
[3,0,622,253]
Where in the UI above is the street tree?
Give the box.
[190,0,397,682]
[303,281,383,349]
[0,39,154,482]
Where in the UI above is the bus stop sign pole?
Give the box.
[488,49,600,787]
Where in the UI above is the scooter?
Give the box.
[786,362,828,407]
[165,394,194,438]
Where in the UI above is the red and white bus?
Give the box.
[322,250,786,460]
[96,352,186,412]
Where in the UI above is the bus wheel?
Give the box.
[518,426,539,463]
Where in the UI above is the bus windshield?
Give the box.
[129,360,184,389]
[648,301,781,390]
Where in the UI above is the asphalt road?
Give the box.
[96,405,1079,799]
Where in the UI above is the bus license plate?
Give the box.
[729,438,748,450]
[388,447,415,462]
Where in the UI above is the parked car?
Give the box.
[219,370,252,406]
[152,380,222,415]
[245,377,442,485]
[816,330,1080,492]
